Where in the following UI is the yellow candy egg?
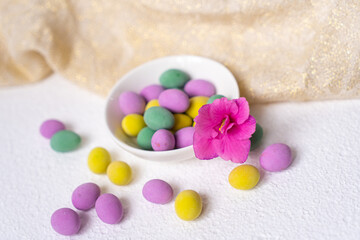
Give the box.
[228,164,260,190]
[107,161,132,185]
[175,190,202,221]
[121,114,146,137]
[171,114,193,132]
[145,99,160,111]
[186,96,209,119]
[87,147,111,174]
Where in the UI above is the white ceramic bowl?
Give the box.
[105,55,239,162]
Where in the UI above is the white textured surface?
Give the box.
[0,75,359,240]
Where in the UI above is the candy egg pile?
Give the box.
[51,182,126,235]
[118,69,222,151]
[40,119,81,152]
[87,147,132,186]
[141,179,203,221]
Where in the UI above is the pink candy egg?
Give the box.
[142,179,173,204]
[140,84,165,101]
[260,143,292,172]
[184,79,216,97]
[51,208,81,236]
[95,193,123,224]
[72,182,100,211]
[118,91,146,115]
[151,129,175,151]
[40,119,65,139]
[158,89,189,113]
[175,127,195,148]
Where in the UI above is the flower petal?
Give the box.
[194,104,219,138]
[213,137,251,163]
[227,115,256,140]
[210,98,238,124]
[193,132,218,160]
[230,98,250,125]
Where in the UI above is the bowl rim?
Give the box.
[104,55,239,159]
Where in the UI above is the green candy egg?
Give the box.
[50,130,81,152]
[250,123,263,151]
[137,127,156,150]
[207,94,226,104]
[144,107,175,130]
[159,69,190,89]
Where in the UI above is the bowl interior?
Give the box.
[105,55,239,162]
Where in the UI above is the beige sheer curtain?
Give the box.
[0,0,359,103]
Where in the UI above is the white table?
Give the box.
[0,74,359,239]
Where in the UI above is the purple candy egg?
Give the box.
[118,91,146,115]
[151,129,175,151]
[72,182,101,211]
[40,119,65,139]
[51,208,81,236]
[175,127,195,148]
[142,179,173,204]
[95,193,123,224]
[140,84,165,101]
[158,89,189,113]
[260,143,292,172]
[184,79,216,97]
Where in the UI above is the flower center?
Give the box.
[218,116,234,134]
[219,119,226,132]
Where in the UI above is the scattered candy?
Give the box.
[175,127,195,148]
[228,164,260,190]
[144,106,174,130]
[151,129,175,151]
[250,123,263,151]
[175,190,202,221]
[260,143,292,172]
[186,96,209,119]
[46,65,292,235]
[95,193,123,224]
[158,89,189,113]
[88,147,111,174]
[171,113,193,132]
[184,79,216,97]
[40,119,65,139]
[50,130,81,152]
[118,91,146,115]
[159,69,190,89]
[51,208,81,236]
[72,182,101,211]
[142,179,173,204]
[107,161,132,185]
[207,94,226,104]
[137,127,156,150]
[145,99,160,111]
[140,84,164,101]
[121,114,146,137]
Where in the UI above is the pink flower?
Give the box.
[193,97,256,163]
